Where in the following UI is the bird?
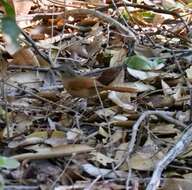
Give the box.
[57,65,138,98]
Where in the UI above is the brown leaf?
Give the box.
[12,47,40,66]
[12,144,94,160]
[14,0,34,16]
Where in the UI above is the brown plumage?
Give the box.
[58,65,138,98]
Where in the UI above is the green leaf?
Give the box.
[124,55,164,70]
[0,156,20,169]
[0,0,15,17]
[142,11,155,22]
[1,16,21,54]
[120,9,129,20]
[0,174,4,190]
[1,16,20,41]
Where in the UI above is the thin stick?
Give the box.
[115,111,186,189]
[50,155,74,189]
[20,30,52,64]
[66,8,137,41]
[4,81,77,114]
[116,110,186,169]
[85,175,102,190]
[146,123,192,190]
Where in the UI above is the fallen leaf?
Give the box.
[129,136,165,171]
[12,47,40,66]
[127,67,160,80]
[91,152,115,166]
[108,91,136,111]
[12,144,94,160]
[161,178,192,190]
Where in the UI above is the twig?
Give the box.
[66,8,137,41]
[122,111,187,189]
[173,53,192,122]
[98,1,189,32]
[111,0,130,32]
[163,28,191,43]
[4,186,39,190]
[129,110,186,151]
[36,32,76,48]
[117,110,186,168]
[4,81,77,114]
[126,111,186,161]
[121,1,182,17]
[8,65,51,72]
[50,155,74,189]
[146,123,192,190]
[20,30,52,64]
[16,12,63,22]
[84,175,102,190]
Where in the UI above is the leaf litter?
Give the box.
[0,0,192,189]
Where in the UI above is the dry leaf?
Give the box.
[82,163,129,179]
[161,79,173,95]
[12,144,94,160]
[129,137,165,171]
[12,47,40,66]
[127,67,160,80]
[108,91,136,111]
[161,178,192,190]
[91,152,115,166]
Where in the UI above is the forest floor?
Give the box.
[0,0,192,190]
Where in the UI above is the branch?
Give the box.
[66,8,137,42]
[124,111,187,188]
[146,124,192,190]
